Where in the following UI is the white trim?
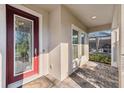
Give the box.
[0,5,6,88]
[8,74,42,88]
[71,24,87,73]
[71,24,87,45]
[9,4,42,17]
[71,24,87,58]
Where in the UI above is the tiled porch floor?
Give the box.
[20,61,118,88]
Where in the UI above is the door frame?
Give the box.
[5,4,43,88]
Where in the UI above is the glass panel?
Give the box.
[81,33,85,44]
[81,33,85,56]
[72,45,78,59]
[72,30,78,59]
[14,15,33,76]
[73,30,79,44]
[89,37,97,53]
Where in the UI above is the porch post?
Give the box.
[120,4,124,87]
[111,28,118,67]
[111,5,121,69]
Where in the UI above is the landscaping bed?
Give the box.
[89,53,111,64]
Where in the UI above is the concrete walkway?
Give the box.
[21,61,118,88]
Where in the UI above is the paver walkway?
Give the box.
[20,61,118,88]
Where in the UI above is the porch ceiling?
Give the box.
[64,4,114,28]
[24,4,114,29]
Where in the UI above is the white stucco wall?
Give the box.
[0,5,6,88]
[48,5,88,81]
[48,6,62,80]
[61,6,88,75]
[60,43,69,80]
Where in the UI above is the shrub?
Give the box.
[89,53,111,64]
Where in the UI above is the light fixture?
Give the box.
[91,16,96,20]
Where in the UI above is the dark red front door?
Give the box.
[6,5,39,86]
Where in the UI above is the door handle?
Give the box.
[35,48,37,56]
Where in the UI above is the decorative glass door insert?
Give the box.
[14,15,34,76]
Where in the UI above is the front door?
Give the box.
[6,5,39,86]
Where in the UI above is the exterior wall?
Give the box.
[48,5,88,81]
[0,5,6,88]
[48,6,61,80]
[0,4,49,88]
[60,6,88,76]
[49,6,61,51]
[60,43,68,80]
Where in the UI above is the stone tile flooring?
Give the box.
[20,76,54,88]
[70,61,118,88]
[21,61,118,88]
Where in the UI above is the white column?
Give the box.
[111,28,118,67]
[0,4,6,88]
[120,4,124,87]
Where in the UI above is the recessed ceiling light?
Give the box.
[91,16,96,20]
